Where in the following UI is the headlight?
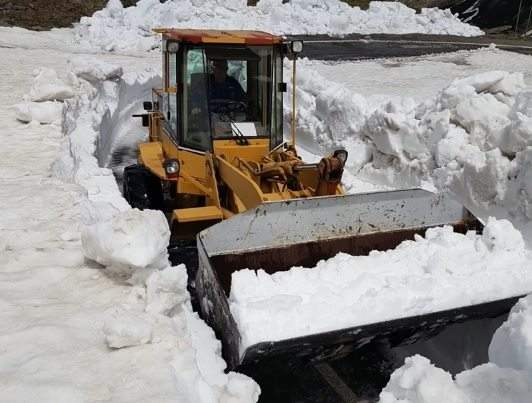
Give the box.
[291,40,303,54]
[163,159,180,178]
[333,149,348,166]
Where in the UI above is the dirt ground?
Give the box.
[0,0,137,30]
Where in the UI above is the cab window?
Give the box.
[182,44,280,150]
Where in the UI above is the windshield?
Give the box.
[182,44,281,151]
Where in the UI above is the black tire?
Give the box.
[122,164,164,210]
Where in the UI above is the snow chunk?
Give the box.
[502,91,532,155]
[28,67,74,101]
[450,71,526,97]
[81,209,170,274]
[103,308,153,348]
[72,57,124,83]
[481,217,525,253]
[380,292,532,402]
[74,0,482,53]
[221,372,261,403]
[379,355,467,403]
[379,356,532,403]
[490,294,532,373]
[13,101,63,124]
[145,265,188,315]
[172,307,261,402]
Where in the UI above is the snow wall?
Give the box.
[290,62,532,241]
[51,58,261,403]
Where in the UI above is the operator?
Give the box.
[209,59,246,103]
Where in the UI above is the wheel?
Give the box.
[122,164,164,210]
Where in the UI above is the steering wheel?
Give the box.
[208,99,247,115]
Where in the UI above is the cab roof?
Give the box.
[154,28,283,45]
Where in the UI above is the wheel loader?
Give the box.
[124,29,524,372]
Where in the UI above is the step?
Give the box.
[173,206,224,223]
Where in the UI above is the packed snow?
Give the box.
[74,0,483,52]
[303,47,532,103]
[0,33,259,402]
[28,67,75,102]
[12,100,64,124]
[230,219,532,352]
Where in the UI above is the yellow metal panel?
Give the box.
[216,156,264,210]
[205,155,222,208]
[213,138,270,163]
[173,206,223,223]
[138,142,165,178]
[232,192,247,213]
[157,128,210,196]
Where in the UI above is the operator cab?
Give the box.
[155,29,286,152]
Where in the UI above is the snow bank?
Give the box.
[293,65,532,234]
[230,219,532,352]
[56,57,259,402]
[74,0,482,52]
[380,294,532,402]
[53,58,137,223]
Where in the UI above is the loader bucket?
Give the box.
[194,189,520,371]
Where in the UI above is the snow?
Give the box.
[302,47,532,103]
[28,67,74,101]
[81,208,171,278]
[12,101,64,124]
[72,58,124,82]
[282,49,532,403]
[230,219,532,353]
[290,56,532,239]
[10,67,74,125]
[103,309,154,348]
[0,3,530,401]
[0,30,259,402]
[379,294,532,402]
[74,0,482,52]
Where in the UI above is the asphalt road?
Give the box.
[289,33,532,61]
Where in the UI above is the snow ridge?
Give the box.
[53,59,260,402]
[74,0,483,52]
